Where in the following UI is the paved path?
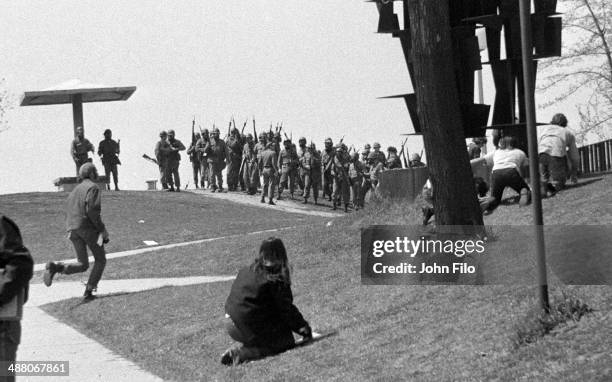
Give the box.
[33,225,298,272]
[19,276,235,382]
[189,189,343,218]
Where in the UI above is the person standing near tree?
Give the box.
[165,130,186,192]
[71,126,94,175]
[97,129,121,191]
[43,163,109,301]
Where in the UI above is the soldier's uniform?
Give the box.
[195,131,210,188]
[187,133,201,188]
[226,129,243,191]
[296,138,308,191]
[321,139,335,202]
[166,131,186,192]
[359,149,372,207]
[387,147,402,169]
[154,132,172,190]
[331,144,351,212]
[242,136,260,195]
[71,135,94,174]
[349,153,365,209]
[97,130,121,190]
[205,130,228,192]
[277,141,299,200]
[258,144,278,204]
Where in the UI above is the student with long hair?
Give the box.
[221,237,312,365]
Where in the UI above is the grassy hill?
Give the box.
[4,175,610,381]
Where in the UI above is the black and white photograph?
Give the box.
[0,1,611,381]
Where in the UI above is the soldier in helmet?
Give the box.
[277,139,299,200]
[187,132,202,188]
[258,142,278,205]
[331,143,351,212]
[359,149,372,206]
[242,134,259,195]
[306,143,322,204]
[97,129,121,191]
[196,129,211,188]
[348,151,366,210]
[361,144,371,163]
[205,127,228,192]
[226,128,244,191]
[386,146,402,169]
[321,138,335,202]
[372,142,386,167]
[295,137,308,191]
[71,126,95,175]
[409,153,425,168]
[165,130,186,192]
[154,131,172,190]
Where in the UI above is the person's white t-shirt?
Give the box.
[488,148,528,176]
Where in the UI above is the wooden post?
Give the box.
[72,94,83,137]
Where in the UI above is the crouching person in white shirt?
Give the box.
[482,136,531,214]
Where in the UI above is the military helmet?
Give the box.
[246,133,253,140]
[202,128,209,134]
[364,143,371,150]
[103,129,112,136]
[167,129,175,136]
[387,146,397,153]
[373,142,381,149]
[298,137,307,143]
[212,128,220,134]
[324,138,333,146]
[350,152,359,161]
[410,153,421,162]
[159,130,168,137]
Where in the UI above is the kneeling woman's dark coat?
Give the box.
[225,265,308,351]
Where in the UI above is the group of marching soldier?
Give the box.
[154,121,426,212]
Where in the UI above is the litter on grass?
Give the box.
[143,240,158,246]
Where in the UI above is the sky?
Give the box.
[0,1,592,194]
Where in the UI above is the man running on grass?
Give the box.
[43,162,109,301]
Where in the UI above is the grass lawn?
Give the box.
[37,175,612,381]
[0,190,320,264]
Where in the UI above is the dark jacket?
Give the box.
[0,216,34,307]
[225,266,307,345]
[65,179,106,233]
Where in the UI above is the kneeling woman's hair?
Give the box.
[251,237,291,285]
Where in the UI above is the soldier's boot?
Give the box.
[314,197,318,205]
[290,192,295,200]
[261,196,265,203]
[303,197,308,204]
[332,201,337,210]
[268,199,275,206]
[344,203,349,213]
[114,184,120,191]
[166,186,175,192]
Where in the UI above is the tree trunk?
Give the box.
[407,0,483,226]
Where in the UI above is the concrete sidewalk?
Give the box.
[19,276,235,381]
[190,189,343,218]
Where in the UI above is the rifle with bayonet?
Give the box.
[253,116,258,142]
[398,138,408,168]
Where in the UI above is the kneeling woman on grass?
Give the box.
[484,135,531,213]
[221,237,312,365]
